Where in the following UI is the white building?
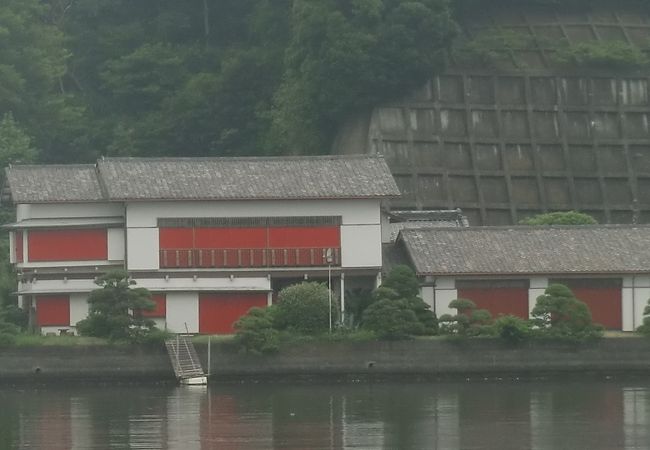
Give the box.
[395,225,650,331]
[4,156,399,334]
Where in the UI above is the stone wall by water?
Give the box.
[3,339,650,383]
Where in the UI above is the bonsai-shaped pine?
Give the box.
[361,265,437,339]
[530,284,603,340]
[439,298,493,336]
[636,298,650,336]
[380,265,438,334]
[76,270,157,342]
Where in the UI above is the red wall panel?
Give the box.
[571,287,622,330]
[195,227,267,249]
[159,228,194,249]
[457,288,529,319]
[199,293,267,334]
[141,294,166,318]
[36,295,70,326]
[268,226,340,248]
[28,229,107,262]
[15,231,23,263]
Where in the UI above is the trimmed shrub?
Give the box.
[361,299,423,340]
[0,319,20,346]
[234,307,279,354]
[531,284,603,340]
[382,265,421,298]
[274,282,338,334]
[373,266,438,335]
[440,298,493,337]
[494,315,530,344]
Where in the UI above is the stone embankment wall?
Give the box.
[3,339,650,383]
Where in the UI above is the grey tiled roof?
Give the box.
[400,226,650,276]
[5,155,400,203]
[98,156,399,201]
[4,165,104,203]
[388,209,469,241]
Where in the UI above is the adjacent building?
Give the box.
[4,156,399,335]
[395,225,650,331]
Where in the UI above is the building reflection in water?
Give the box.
[4,381,650,449]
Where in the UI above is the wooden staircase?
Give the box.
[165,335,207,385]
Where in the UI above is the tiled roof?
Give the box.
[388,209,469,241]
[98,156,399,201]
[5,155,400,203]
[400,226,650,276]
[4,165,104,203]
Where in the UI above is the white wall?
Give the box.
[529,277,548,316]
[108,228,125,261]
[133,275,270,292]
[629,276,650,332]
[166,292,199,333]
[433,277,457,317]
[125,199,384,270]
[8,231,15,263]
[125,199,381,227]
[340,225,382,268]
[18,278,97,295]
[126,227,159,270]
[17,202,123,221]
[69,293,89,326]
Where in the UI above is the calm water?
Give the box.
[1,380,650,449]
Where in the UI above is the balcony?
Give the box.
[159,247,341,269]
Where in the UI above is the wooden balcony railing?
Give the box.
[159,247,341,269]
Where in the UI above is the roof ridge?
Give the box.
[98,154,385,163]
[8,163,97,169]
[403,224,650,232]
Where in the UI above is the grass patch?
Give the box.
[13,334,109,347]
[191,334,235,344]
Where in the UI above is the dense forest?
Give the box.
[3,0,649,166]
[0,0,461,165]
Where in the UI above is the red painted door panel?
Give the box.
[28,229,108,262]
[195,227,267,249]
[36,295,70,326]
[457,288,529,319]
[159,228,194,249]
[268,226,340,248]
[571,287,622,330]
[199,293,267,334]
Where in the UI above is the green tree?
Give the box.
[76,270,157,342]
[636,297,650,336]
[530,284,603,339]
[233,307,279,354]
[269,0,456,153]
[519,211,597,225]
[0,113,38,168]
[274,282,338,334]
[361,297,423,339]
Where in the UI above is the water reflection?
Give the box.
[1,381,650,449]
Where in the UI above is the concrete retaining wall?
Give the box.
[3,339,650,383]
[200,338,650,381]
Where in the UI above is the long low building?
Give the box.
[396,225,650,331]
[3,155,400,335]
